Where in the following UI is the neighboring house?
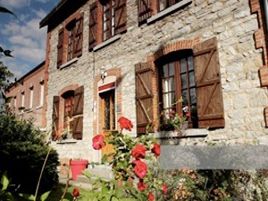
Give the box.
[39,0,268,162]
[5,61,47,130]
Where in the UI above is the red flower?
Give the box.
[148,192,155,201]
[131,144,146,159]
[92,134,105,150]
[133,160,147,179]
[72,187,80,198]
[162,183,168,194]
[118,116,133,131]
[137,180,147,191]
[151,143,160,157]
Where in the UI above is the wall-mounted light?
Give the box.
[100,68,107,82]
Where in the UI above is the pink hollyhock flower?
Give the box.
[148,192,155,201]
[118,116,133,131]
[131,144,146,159]
[151,143,160,157]
[133,160,147,179]
[162,183,168,194]
[137,180,147,191]
[92,134,105,150]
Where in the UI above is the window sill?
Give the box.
[24,108,33,113]
[147,0,192,24]
[55,139,78,144]
[59,57,78,69]
[93,34,121,52]
[36,105,43,110]
[153,128,208,139]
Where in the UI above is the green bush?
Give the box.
[0,114,59,195]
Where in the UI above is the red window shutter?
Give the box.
[57,28,64,68]
[52,96,60,139]
[135,62,155,134]
[74,13,84,58]
[114,0,127,35]
[72,86,84,139]
[89,2,98,50]
[137,0,152,24]
[193,37,225,129]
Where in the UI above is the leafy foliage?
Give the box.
[0,114,59,195]
[0,61,13,89]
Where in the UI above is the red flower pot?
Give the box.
[70,159,88,180]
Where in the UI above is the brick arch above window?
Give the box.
[58,84,79,96]
[149,37,200,62]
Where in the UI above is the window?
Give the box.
[29,86,34,109]
[40,81,44,106]
[100,90,115,130]
[57,14,84,67]
[135,38,225,134]
[13,96,17,109]
[158,52,198,127]
[89,0,127,49]
[158,0,182,11]
[21,92,25,108]
[137,0,191,24]
[103,0,116,41]
[52,86,84,140]
[62,91,74,133]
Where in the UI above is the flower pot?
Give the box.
[70,159,88,180]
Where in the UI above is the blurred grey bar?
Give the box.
[160,145,268,170]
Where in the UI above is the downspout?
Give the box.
[264,0,268,33]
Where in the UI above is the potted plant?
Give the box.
[69,159,89,180]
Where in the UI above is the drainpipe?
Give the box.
[264,0,268,33]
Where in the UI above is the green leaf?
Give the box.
[40,191,50,201]
[1,174,9,191]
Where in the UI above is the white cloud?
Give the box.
[0,0,30,9]
[0,7,47,78]
[35,0,51,3]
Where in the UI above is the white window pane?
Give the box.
[180,58,187,73]
[169,63,175,76]
[189,71,195,87]
[181,73,187,89]
[168,77,175,91]
[163,64,168,77]
[188,56,194,70]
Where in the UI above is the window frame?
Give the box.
[100,89,116,131]
[157,51,198,128]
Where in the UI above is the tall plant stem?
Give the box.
[34,146,52,201]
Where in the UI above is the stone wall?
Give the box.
[45,0,268,161]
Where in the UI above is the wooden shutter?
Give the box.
[52,96,60,139]
[74,14,84,58]
[135,62,154,134]
[137,0,152,24]
[57,28,64,68]
[89,2,98,50]
[193,37,225,129]
[114,0,127,34]
[72,86,84,140]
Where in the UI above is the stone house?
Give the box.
[5,61,48,130]
[39,0,268,162]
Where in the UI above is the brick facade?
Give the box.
[6,62,47,129]
[41,0,268,162]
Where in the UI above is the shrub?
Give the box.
[0,114,59,195]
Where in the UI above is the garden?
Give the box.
[1,113,268,201]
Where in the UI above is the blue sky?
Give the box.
[0,0,58,80]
